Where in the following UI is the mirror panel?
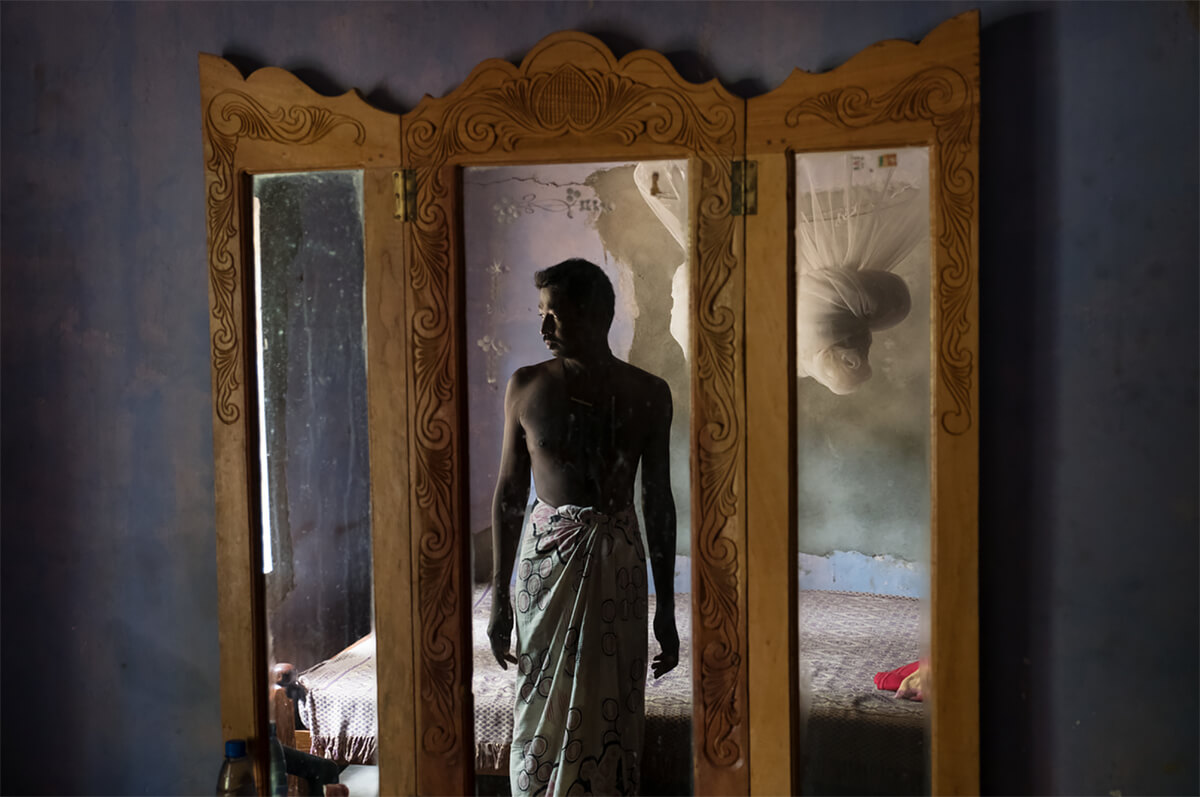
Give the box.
[792,147,931,795]
[462,160,694,796]
[744,15,979,793]
[252,171,379,775]
[199,54,401,788]
[399,30,747,796]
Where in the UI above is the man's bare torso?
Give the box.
[509,356,669,514]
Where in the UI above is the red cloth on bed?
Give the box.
[874,660,920,691]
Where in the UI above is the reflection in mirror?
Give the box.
[793,148,932,795]
[252,171,379,790]
[463,161,694,796]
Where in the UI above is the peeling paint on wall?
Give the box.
[798,550,927,598]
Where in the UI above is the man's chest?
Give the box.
[520,389,643,458]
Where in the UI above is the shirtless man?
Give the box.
[487,258,679,796]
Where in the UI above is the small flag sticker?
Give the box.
[879,153,898,167]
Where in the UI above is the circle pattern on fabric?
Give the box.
[508,504,648,797]
[601,600,616,622]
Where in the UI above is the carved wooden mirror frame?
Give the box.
[745,12,980,795]
[397,34,747,797]
[200,11,977,796]
[198,58,407,790]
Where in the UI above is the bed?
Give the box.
[273,588,925,794]
[271,588,695,791]
[797,589,927,796]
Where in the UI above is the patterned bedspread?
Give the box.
[296,634,378,764]
[797,589,927,795]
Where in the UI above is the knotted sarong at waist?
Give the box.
[510,501,648,796]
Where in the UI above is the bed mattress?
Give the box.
[797,589,927,795]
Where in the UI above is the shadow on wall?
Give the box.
[978,9,1059,795]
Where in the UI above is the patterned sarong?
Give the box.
[510,501,648,796]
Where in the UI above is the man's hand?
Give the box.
[487,592,519,669]
[651,610,680,678]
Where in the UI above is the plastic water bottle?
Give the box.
[268,721,288,796]
[215,739,256,796]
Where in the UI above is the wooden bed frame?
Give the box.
[271,664,312,756]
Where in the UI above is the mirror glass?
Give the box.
[462,160,694,796]
[792,148,931,795]
[252,171,379,782]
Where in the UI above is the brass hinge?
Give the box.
[393,169,417,221]
[731,160,758,217]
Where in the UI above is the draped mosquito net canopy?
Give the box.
[794,150,929,395]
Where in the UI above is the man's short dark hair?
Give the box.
[533,258,616,330]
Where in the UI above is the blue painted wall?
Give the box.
[1,2,1195,794]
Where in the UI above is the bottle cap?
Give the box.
[225,739,247,758]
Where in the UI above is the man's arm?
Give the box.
[641,377,679,678]
[488,371,532,669]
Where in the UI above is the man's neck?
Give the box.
[558,345,614,375]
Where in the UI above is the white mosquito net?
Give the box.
[795,150,928,395]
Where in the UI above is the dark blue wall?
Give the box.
[2,2,1195,794]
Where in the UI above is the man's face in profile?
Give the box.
[538,286,596,359]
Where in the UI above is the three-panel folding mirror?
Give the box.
[202,12,978,795]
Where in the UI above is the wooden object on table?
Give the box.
[272,663,311,796]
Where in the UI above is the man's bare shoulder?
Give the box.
[614,360,671,403]
[506,360,558,396]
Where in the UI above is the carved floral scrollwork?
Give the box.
[403,39,746,782]
[202,89,366,424]
[407,165,461,761]
[785,66,977,434]
[691,156,745,771]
